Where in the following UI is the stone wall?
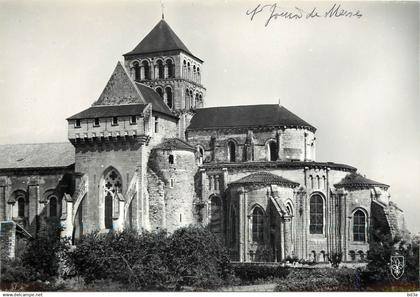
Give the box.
[187,128,316,163]
[148,148,198,233]
[0,169,73,236]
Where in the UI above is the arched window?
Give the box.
[319,250,326,262]
[142,60,150,80]
[185,88,190,109]
[132,61,140,81]
[169,154,174,164]
[210,196,222,236]
[252,207,264,243]
[166,60,174,78]
[196,145,204,165]
[18,197,25,217]
[267,140,278,161]
[103,169,122,229]
[156,87,163,98]
[309,175,314,188]
[316,176,321,189]
[228,141,236,162]
[286,203,293,216]
[49,196,58,217]
[310,195,323,234]
[156,60,164,79]
[353,210,366,242]
[165,87,173,108]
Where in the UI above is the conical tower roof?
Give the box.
[124,19,201,61]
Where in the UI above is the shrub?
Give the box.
[70,228,171,288]
[328,252,342,268]
[361,232,419,291]
[166,226,231,289]
[275,268,359,292]
[21,217,70,281]
[70,225,231,290]
[232,264,290,284]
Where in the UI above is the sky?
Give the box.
[0,0,419,233]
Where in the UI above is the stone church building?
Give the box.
[0,18,407,262]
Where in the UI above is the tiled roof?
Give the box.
[0,142,75,170]
[154,138,195,152]
[335,173,389,189]
[229,172,299,187]
[124,19,201,61]
[187,104,316,131]
[89,62,176,119]
[134,83,176,118]
[68,104,148,120]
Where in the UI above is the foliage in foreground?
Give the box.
[275,268,360,292]
[1,218,70,291]
[70,226,232,290]
[360,230,419,291]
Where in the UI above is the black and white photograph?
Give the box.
[0,0,419,293]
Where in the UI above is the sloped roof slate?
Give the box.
[124,19,199,60]
[187,104,315,131]
[0,142,75,170]
[229,172,299,187]
[154,138,195,152]
[68,104,148,120]
[335,173,389,189]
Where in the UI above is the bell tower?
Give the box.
[123,17,206,139]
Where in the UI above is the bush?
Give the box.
[21,217,70,281]
[275,268,359,292]
[70,225,231,290]
[361,232,419,291]
[167,226,231,289]
[232,264,290,284]
[328,252,342,268]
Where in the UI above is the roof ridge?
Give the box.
[199,103,280,110]
[89,102,147,108]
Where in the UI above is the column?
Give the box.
[140,66,145,80]
[283,216,292,258]
[154,65,159,79]
[222,168,228,191]
[60,194,74,238]
[277,128,284,160]
[238,187,245,262]
[28,185,39,235]
[0,186,5,221]
[164,65,168,78]
[163,92,168,106]
[130,67,135,80]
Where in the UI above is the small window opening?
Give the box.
[112,117,118,125]
[154,117,159,133]
[75,119,81,128]
[170,178,174,188]
[169,154,174,164]
[94,118,100,127]
[130,115,137,124]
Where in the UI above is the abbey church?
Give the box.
[0,18,407,262]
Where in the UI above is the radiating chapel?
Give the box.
[0,17,407,262]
